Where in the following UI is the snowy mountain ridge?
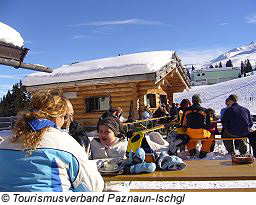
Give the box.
[198,41,256,68]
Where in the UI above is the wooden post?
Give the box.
[0,57,53,73]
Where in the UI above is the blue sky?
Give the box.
[1,0,256,99]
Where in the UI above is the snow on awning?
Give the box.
[0,22,53,73]
[0,22,24,48]
[23,51,176,86]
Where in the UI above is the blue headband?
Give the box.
[28,118,57,131]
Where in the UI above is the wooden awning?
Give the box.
[0,42,52,73]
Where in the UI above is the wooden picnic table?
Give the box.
[123,116,170,126]
[103,160,256,182]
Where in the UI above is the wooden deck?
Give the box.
[103,160,256,191]
[103,160,256,182]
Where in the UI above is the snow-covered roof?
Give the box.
[0,22,24,48]
[23,50,176,86]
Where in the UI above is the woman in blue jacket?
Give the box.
[0,90,104,192]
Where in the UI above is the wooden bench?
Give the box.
[189,137,247,141]
[140,125,165,133]
[123,116,170,126]
[103,160,256,192]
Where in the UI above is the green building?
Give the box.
[191,67,241,86]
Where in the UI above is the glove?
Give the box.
[127,162,156,174]
[157,152,186,171]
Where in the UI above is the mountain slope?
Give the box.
[174,74,256,115]
[200,41,256,68]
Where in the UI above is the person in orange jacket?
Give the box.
[181,94,211,158]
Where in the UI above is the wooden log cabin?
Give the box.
[23,51,191,126]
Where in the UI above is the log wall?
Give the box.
[59,80,173,126]
[61,82,139,126]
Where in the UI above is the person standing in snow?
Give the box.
[180,94,211,158]
[0,90,104,192]
[221,94,253,156]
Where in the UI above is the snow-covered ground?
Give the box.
[174,74,256,115]
[1,129,255,190]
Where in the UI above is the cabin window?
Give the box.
[85,96,110,112]
[63,92,77,99]
[146,94,156,108]
[160,95,167,105]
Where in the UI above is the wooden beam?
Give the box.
[155,62,176,83]
[0,57,53,73]
[163,78,172,87]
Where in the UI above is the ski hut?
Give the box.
[23,51,191,126]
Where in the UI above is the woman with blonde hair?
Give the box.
[0,90,104,192]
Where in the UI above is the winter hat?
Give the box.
[98,117,121,136]
[192,94,202,104]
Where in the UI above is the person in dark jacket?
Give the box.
[221,94,253,156]
[181,94,211,158]
[169,103,178,121]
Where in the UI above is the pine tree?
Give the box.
[0,80,31,117]
[246,59,253,73]
[209,64,214,68]
[226,60,233,67]
[230,60,233,67]
[192,65,195,71]
[215,64,218,68]
[219,62,222,68]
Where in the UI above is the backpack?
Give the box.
[127,131,156,162]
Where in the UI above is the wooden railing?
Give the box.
[123,116,172,134]
[0,116,16,130]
